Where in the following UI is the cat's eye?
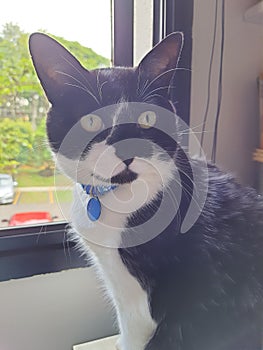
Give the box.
[80,114,103,132]
[138,111,157,129]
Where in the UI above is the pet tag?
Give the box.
[87,197,101,221]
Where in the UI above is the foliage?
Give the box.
[0,24,45,116]
[51,34,109,70]
[0,22,110,173]
[0,118,33,172]
[0,23,110,112]
[31,117,53,169]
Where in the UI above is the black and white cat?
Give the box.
[29,32,263,350]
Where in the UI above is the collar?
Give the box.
[81,183,118,222]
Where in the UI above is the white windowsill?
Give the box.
[73,335,119,350]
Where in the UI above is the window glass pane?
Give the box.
[0,0,111,228]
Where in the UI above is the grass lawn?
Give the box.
[55,190,73,203]
[15,167,72,187]
[18,189,73,205]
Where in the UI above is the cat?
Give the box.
[29,32,263,350]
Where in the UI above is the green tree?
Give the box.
[0,118,34,173]
[52,35,109,70]
[0,23,110,123]
[0,23,110,172]
[31,118,53,170]
[0,23,46,121]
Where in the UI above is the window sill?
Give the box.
[0,222,88,281]
[73,335,119,350]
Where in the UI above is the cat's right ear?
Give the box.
[137,32,184,89]
[29,33,95,105]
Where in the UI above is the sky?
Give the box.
[0,0,112,58]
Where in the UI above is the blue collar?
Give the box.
[81,184,118,222]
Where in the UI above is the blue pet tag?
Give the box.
[87,197,101,221]
[82,184,117,222]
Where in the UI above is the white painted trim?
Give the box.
[73,335,119,350]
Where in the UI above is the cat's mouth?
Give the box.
[111,168,138,184]
[93,168,138,185]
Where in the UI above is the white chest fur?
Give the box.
[71,184,157,350]
[89,245,156,350]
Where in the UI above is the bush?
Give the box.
[0,117,33,173]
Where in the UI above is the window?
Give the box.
[0,0,112,280]
[0,0,112,230]
[0,0,193,281]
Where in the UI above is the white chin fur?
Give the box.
[55,141,126,184]
[55,140,174,187]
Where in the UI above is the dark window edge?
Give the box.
[153,0,193,129]
[112,0,134,66]
[0,222,88,282]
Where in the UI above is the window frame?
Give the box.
[0,0,193,282]
[0,222,89,282]
[153,0,193,127]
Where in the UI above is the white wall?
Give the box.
[0,268,116,350]
[191,0,263,185]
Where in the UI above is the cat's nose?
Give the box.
[123,158,134,167]
[114,146,134,167]
[113,140,136,166]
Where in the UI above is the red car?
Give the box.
[7,211,56,226]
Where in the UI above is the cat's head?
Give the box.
[29,33,183,189]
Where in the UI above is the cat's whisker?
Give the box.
[167,175,202,221]
[142,86,171,101]
[56,69,90,91]
[174,67,192,73]
[180,130,213,136]
[56,70,100,105]
[96,72,102,101]
[170,172,196,206]
[35,223,46,244]
[141,67,191,97]
[174,173,204,214]
[142,93,165,103]
[139,69,175,97]
[137,78,150,97]
[188,122,208,132]
[168,157,204,213]
[64,82,100,105]
[61,55,97,96]
[62,223,74,259]
[97,75,107,102]
[178,121,210,136]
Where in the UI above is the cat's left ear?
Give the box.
[29,33,96,105]
[137,32,183,87]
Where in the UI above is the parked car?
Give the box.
[5,211,57,226]
[0,174,17,204]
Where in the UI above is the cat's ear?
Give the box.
[137,32,183,86]
[29,33,95,104]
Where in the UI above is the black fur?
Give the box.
[120,162,263,349]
